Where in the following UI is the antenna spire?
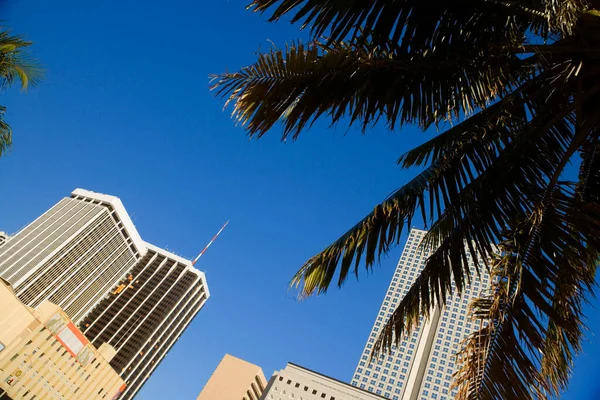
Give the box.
[192,220,230,265]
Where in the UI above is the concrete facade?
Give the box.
[0,279,125,399]
[351,228,491,400]
[81,245,209,400]
[261,363,387,400]
[197,354,267,400]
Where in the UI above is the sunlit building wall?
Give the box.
[351,228,490,400]
[262,362,387,400]
[197,354,267,400]
[0,279,125,400]
[0,189,145,323]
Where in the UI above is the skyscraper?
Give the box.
[0,189,145,323]
[351,228,490,400]
[80,244,209,399]
[0,189,211,399]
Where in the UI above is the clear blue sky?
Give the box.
[1,1,599,399]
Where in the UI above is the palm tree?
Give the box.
[0,28,41,157]
[212,1,600,398]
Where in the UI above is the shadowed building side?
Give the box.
[80,244,210,400]
[197,354,267,400]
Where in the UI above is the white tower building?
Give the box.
[351,229,490,400]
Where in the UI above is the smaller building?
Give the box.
[0,279,125,400]
[261,363,388,400]
[197,354,267,400]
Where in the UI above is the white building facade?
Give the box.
[0,189,146,323]
[351,229,490,400]
[261,363,387,400]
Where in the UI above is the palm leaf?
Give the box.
[0,29,42,90]
[454,185,600,399]
[248,0,556,45]
[0,28,42,158]
[0,106,11,157]
[216,0,600,397]
[212,38,531,139]
[294,60,576,300]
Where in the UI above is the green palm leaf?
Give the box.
[212,38,531,138]
[249,0,555,44]
[454,184,600,399]
[0,28,42,158]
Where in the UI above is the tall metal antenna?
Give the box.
[192,220,230,265]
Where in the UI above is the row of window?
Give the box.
[275,376,336,400]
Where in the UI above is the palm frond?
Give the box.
[248,0,556,46]
[294,61,575,304]
[578,134,600,203]
[217,0,600,396]
[0,106,11,157]
[0,29,43,90]
[454,252,548,399]
[212,39,531,139]
[454,184,600,399]
[0,28,42,158]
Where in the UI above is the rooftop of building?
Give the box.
[71,188,210,298]
[71,188,146,256]
[286,362,390,400]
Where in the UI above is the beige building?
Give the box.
[197,354,267,400]
[0,279,125,400]
[261,363,387,400]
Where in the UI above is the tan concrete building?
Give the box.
[197,354,267,400]
[0,279,125,400]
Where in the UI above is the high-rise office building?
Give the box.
[351,228,490,400]
[0,189,211,400]
[261,362,387,400]
[80,244,209,400]
[0,189,145,323]
[196,354,267,400]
